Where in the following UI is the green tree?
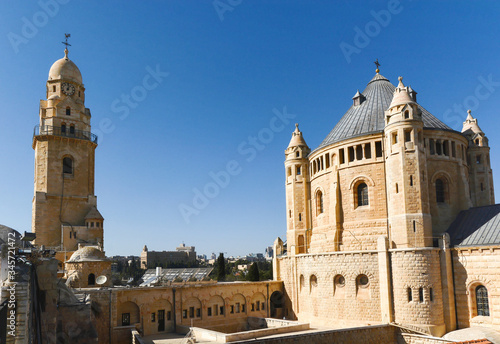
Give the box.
[216,253,226,281]
[247,262,260,281]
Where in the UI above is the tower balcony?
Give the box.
[33,125,98,144]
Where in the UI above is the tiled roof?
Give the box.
[315,73,452,151]
[447,204,500,247]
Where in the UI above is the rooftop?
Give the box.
[446,204,500,247]
[315,73,452,151]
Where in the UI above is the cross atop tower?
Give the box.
[62,33,71,58]
[374,59,380,73]
[62,33,71,48]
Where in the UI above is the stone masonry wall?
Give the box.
[86,281,282,344]
[390,248,445,336]
[452,246,500,330]
[277,251,382,327]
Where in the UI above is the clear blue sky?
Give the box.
[0,1,499,258]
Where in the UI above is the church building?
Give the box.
[274,65,500,337]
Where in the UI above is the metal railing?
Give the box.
[33,125,98,144]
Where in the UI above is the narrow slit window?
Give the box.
[66,107,71,116]
[339,149,345,164]
[405,130,412,142]
[476,286,489,316]
[436,179,445,203]
[375,141,383,157]
[348,147,355,162]
[357,183,369,206]
[364,143,371,159]
[63,157,73,174]
[356,145,363,160]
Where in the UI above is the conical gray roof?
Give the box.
[316,73,451,150]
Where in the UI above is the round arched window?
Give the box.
[357,274,369,288]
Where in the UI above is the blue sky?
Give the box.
[0,1,499,257]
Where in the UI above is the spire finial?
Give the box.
[397,76,404,88]
[62,33,71,58]
[374,59,380,73]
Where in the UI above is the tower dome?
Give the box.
[68,245,107,262]
[48,48,82,84]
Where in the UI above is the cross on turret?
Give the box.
[374,59,380,73]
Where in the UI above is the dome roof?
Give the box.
[315,73,452,151]
[68,246,107,262]
[48,48,82,84]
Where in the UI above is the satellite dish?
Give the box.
[96,275,107,285]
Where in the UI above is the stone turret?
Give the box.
[384,76,432,248]
[462,110,495,206]
[285,124,311,255]
[385,76,445,336]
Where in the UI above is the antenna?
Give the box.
[96,275,107,285]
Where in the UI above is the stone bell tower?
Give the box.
[32,43,103,253]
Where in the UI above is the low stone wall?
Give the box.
[191,318,309,343]
[400,333,456,344]
[232,324,397,344]
[131,330,145,344]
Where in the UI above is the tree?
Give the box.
[247,263,260,281]
[216,253,226,281]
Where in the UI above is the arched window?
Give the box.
[61,124,66,133]
[436,179,445,203]
[316,190,324,215]
[476,285,490,316]
[407,287,413,302]
[404,110,410,119]
[88,273,95,286]
[310,275,318,292]
[70,125,75,135]
[63,157,73,174]
[66,107,71,116]
[357,183,369,206]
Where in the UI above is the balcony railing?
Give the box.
[33,125,98,144]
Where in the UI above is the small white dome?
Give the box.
[48,48,82,84]
[68,246,107,262]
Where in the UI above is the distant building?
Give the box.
[140,243,196,269]
[265,246,273,259]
